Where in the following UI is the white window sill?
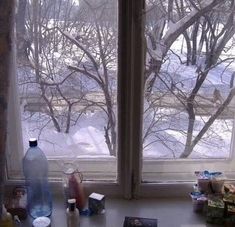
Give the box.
[20,194,211,227]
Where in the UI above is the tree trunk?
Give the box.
[198,19,207,57]
[167,0,174,22]
[180,101,195,158]
[180,87,235,158]
[145,59,163,96]
[179,70,209,158]
[42,92,61,133]
[65,104,72,134]
[183,31,192,66]
[104,87,116,156]
[16,0,27,60]
[191,20,199,65]
[0,0,15,216]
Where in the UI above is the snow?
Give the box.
[72,0,80,6]
[21,97,232,160]
[164,7,198,41]
[21,111,110,158]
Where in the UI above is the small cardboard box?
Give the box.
[88,192,105,214]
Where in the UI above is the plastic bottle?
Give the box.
[0,205,14,227]
[66,198,80,227]
[22,138,52,218]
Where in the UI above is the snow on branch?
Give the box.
[67,65,103,86]
[200,0,215,8]
[55,27,100,73]
[163,0,223,47]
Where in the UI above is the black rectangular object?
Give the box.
[123,216,158,227]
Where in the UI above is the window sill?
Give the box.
[20,193,214,227]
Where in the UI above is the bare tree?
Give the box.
[18,0,118,156]
[145,0,224,95]
[145,0,235,158]
[62,1,118,156]
[19,0,94,133]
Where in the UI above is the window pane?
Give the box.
[16,0,118,180]
[143,0,235,180]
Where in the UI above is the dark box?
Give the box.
[88,192,105,214]
[123,216,158,227]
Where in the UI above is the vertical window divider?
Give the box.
[118,0,145,199]
[131,0,145,199]
[0,0,16,213]
[118,0,133,199]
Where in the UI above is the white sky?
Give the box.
[73,0,80,6]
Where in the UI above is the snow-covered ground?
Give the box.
[21,111,232,159]
[21,110,110,157]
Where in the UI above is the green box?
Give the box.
[206,196,225,224]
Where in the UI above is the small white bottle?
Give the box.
[66,199,79,227]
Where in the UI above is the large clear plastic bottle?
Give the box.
[22,138,52,218]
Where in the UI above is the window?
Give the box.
[5,0,235,198]
[142,0,235,183]
[7,0,136,198]
[11,0,119,181]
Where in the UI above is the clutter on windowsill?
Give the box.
[62,164,86,212]
[4,186,27,221]
[62,164,106,217]
[190,170,235,226]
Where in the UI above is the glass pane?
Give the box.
[143,0,235,180]
[16,0,118,180]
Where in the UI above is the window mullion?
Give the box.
[0,0,16,213]
[118,0,145,199]
[130,0,145,198]
[118,0,136,199]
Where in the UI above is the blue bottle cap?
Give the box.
[29,138,38,147]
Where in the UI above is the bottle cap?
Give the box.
[63,162,76,174]
[32,216,51,227]
[29,138,38,147]
[68,198,76,212]
[64,168,75,175]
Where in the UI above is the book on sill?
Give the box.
[123,216,158,227]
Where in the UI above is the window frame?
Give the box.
[6,0,235,199]
[6,0,142,199]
